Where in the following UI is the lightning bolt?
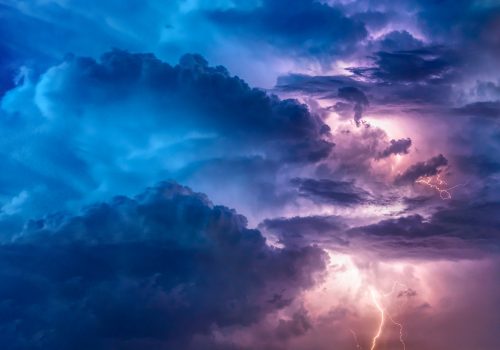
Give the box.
[349,281,410,350]
[415,173,467,200]
[369,288,385,350]
[387,313,406,350]
[369,285,407,350]
[382,283,408,350]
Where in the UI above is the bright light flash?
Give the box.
[370,288,385,350]
[368,285,407,350]
[416,173,467,200]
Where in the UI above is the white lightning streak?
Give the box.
[370,288,385,350]
[416,173,468,200]
[369,285,407,350]
[387,313,406,350]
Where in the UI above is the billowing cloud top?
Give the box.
[1,182,325,349]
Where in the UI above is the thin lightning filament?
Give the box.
[370,288,385,350]
[416,173,467,200]
[365,284,407,350]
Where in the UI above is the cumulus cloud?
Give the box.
[377,138,412,159]
[25,50,328,145]
[0,50,332,225]
[0,182,326,349]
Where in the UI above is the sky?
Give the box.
[0,0,500,349]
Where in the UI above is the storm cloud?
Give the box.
[291,178,371,206]
[395,154,448,185]
[377,138,412,159]
[208,0,368,60]
[0,182,326,349]
[0,49,333,227]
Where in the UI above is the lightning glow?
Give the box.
[369,288,385,350]
[382,283,408,350]
[368,285,407,350]
[387,313,406,350]
[416,173,467,200]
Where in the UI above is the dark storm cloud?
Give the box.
[275,71,452,112]
[349,214,446,238]
[276,72,456,111]
[340,211,499,260]
[394,154,448,185]
[260,198,500,259]
[377,30,424,52]
[260,215,348,248]
[270,18,459,109]
[291,178,371,206]
[275,74,366,101]
[431,201,500,241]
[349,200,500,252]
[377,138,412,159]
[348,48,457,83]
[0,182,326,349]
[31,50,329,147]
[0,50,333,223]
[337,86,369,126]
[207,0,367,59]
[453,101,500,119]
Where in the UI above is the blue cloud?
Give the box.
[208,0,367,59]
[0,182,326,349]
[0,50,332,232]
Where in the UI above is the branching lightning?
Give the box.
[362,284,408,350]
[416,173,467,200]
[382,283,408,350]
[387,313,406,350]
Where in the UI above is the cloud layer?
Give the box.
[1,182,326,349]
